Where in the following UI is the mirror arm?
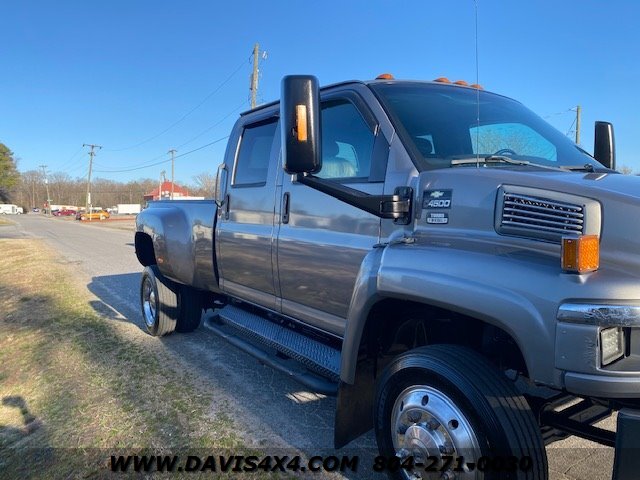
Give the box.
[297,174,412,225]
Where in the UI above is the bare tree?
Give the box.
[192,172,215,198]
[20,170,44,209]
[618,165,634,175]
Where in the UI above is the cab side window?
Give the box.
[317,100,375,181]
[233,118,278,187]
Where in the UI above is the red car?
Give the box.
[54,209,77,217]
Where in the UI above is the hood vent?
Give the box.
[496,186,601,243]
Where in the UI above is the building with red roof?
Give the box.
[144,181,190,201]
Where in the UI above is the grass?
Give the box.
[0,216,14,226]
[0,239,271,479]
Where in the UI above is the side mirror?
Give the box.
[280,75,322,174]
[594,121,616,170]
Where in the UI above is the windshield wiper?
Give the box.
[451,155,531,166]
[451,155,565,171]
[559,163,596,172]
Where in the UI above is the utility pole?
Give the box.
[39,165,51,216]
[168,149,177,200]
[159,170,166,200]
[250,43,260,109]
[575,105,581,145]
[31,176,36,210]
[83,144,102,221]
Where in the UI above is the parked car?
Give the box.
[32,208,40,213]
[53,209,76,217]
[78,210,110,221]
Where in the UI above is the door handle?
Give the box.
[224,194,230,220]
[282,192,290,224]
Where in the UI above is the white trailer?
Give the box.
[116,204,141,215]
[0,204,21,214]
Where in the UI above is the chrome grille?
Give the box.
[501,192,584,236]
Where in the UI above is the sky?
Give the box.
[1,0,639,184]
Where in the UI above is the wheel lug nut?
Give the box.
[439,442,454,455]
[407,411,421,423]
[396,448,410,459]
[427,419,440,430]
[440,470,456,480]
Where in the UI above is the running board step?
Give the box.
[204,305,341,391]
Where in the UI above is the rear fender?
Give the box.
[136,205,191,284]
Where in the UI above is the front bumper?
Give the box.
[556,303,640,399]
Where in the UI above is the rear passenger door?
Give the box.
[276,89,389,336]
[216,112,280,310]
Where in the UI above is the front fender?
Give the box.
[341,241,562,387]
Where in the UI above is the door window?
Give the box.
[316,100,376,181]
[233,119,278,186]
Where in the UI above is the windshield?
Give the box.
[370,82,600,171]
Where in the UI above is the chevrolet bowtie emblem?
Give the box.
[430,191,445,198]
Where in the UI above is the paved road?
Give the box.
[2,215,616,479]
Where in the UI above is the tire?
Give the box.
[140,266,178,336]
[375,344,547,480]
[175,285,203,333]
[99,214,105,220]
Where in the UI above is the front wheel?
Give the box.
[375,345,547,479]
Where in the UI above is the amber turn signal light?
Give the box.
[561,235,599,273]
[295,105,308,142]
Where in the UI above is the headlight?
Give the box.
[600,327,624,366]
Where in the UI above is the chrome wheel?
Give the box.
[142,277,157,328]
[392,385,482,479]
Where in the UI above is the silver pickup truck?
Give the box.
[135,75,640,479]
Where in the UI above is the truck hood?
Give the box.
[434,167,640,204]
[416,167,640,272]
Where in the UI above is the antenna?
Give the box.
[475,0,481,168]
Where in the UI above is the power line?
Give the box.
[54,145,85,171]
[94,100,246,172]
[93,135,229,173]
[104,58,250,152]
[176,99,248,149]
[543,108,573,119]
[565,116,577,137]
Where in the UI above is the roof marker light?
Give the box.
[376,73,395,80]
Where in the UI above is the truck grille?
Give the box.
[500,192,584,238]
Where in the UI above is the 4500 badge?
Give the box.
[423,189,452,209]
